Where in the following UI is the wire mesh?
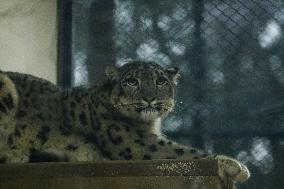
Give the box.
[71,0,284,188]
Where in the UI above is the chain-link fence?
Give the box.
[69,0,284,188]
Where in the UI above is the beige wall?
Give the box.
[0,0,57,83]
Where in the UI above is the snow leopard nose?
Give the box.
[142,97,157,105]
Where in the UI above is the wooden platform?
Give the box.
[0,159,233,189]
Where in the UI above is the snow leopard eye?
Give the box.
[156,76,167,85]
[126,77,139,86]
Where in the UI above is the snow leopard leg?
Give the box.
[0,72,18,120]
[0,72,23,163]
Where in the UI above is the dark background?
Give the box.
[58,0,284,188]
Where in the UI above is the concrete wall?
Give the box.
[0,0,57,83]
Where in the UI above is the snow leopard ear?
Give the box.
[105,66,119,81]
[166,67,180,85]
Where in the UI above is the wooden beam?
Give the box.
[0,159,233,189]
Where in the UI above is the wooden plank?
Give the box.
[0,160,232,189]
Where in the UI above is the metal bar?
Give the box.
[57,0,72,88]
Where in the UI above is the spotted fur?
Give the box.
[0,61,249,183]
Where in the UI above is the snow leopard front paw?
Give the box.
[214,155,250,183]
